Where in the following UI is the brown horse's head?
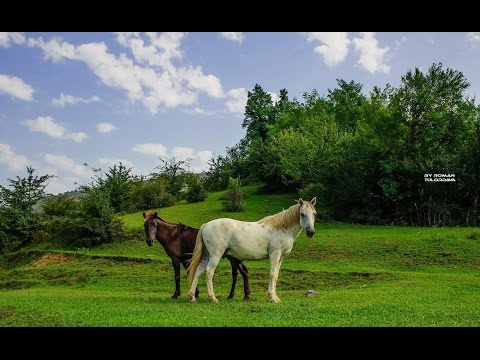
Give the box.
[143,211,158,246]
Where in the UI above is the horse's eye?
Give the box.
[301,213,306,217]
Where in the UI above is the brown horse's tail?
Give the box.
[188,224,206,289]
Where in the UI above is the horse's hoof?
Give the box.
[227,295,234,300]
[172,294,179,299]
[189,297,197,303]
[209,296,219,304]
[243,296,250,301]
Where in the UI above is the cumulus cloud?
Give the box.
[0,74,35,101]
[466,32,480,47]
[220,32,244,43]
[0,143,30,171]
[306,32,350,66]
[44,153,93,178]
[0,32,25,48]
[25,33,225,114]
[352,32,391,74]
[23,116,88,143]
[172,146,212,172]
[52,93,100,107]
[97,122,117,133]
[132,143,167,157]
[226,88,248,114]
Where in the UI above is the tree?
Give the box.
[327,79,366,133]
[0,166,54,252]
[243,84,276,143]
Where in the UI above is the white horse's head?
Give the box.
[298,197,317,238]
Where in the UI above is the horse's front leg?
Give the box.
[171,257,181,298]
[268,251,282,303]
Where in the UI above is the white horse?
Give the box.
[187,197,317,303]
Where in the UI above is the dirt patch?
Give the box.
[33,253,77,267]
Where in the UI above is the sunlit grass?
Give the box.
[1,184,479,326]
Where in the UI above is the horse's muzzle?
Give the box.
[306,229,315,238]
[146,240,153,247]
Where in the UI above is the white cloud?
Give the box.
[44,153,93,178]
[306,32,350,66]
[0,143,30,171]
[226,88,248,114]
[98,157,134,169]
[44,177,70,195]
[23,116,88,143]
[97,122,117,133]
[52,93,100,107]
[193,150,213,172]
[172,146,212,172]
[172,146,195,161]
[183,107,214,116]
[0,32,25,48]
[352,32,391,74]
[220,32,244,43]
[27,36,76,62]
[268,91,279,104]
[132,143,167,157]
[0,73,35,101]
[25,33,225,114]
[466,32,480,47]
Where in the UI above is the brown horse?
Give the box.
[143,212,251,299]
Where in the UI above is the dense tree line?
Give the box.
[205,63,480,226]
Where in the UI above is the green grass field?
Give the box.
[1,185,479,326]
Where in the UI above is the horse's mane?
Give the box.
[144,212,195,230]
[258,203,301,230]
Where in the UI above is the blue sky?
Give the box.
[1,32,479,194]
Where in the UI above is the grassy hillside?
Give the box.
[1,185,479,326]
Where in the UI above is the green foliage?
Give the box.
[185,176,208,203]
[42,194,78,217]
[222,177,244,212]
[153,157,191,198]
[214,63,480,225]
[0,167,54,253]
[64,188,125,247]
[129,178,176,210]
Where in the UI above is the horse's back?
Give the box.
[202,218,270,260]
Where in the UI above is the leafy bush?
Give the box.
[222,177,244,212]
[44,189,125,248]
[130,178,176,210]
[185,176,208,203]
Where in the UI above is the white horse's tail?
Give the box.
[188,224,206,288]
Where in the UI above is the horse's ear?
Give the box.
[143,212,146,218]
[298,198,304,205]
[311,197,317,206]
[154,212,158,218]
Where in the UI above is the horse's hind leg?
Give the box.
[227,260,239,300]
[205,255,222,304]
[188,256,208,302]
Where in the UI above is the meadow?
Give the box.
[1,185,479,326]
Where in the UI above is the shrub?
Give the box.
[222,177,244,212]
[185,176,208,203]
[130,178,176,210]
